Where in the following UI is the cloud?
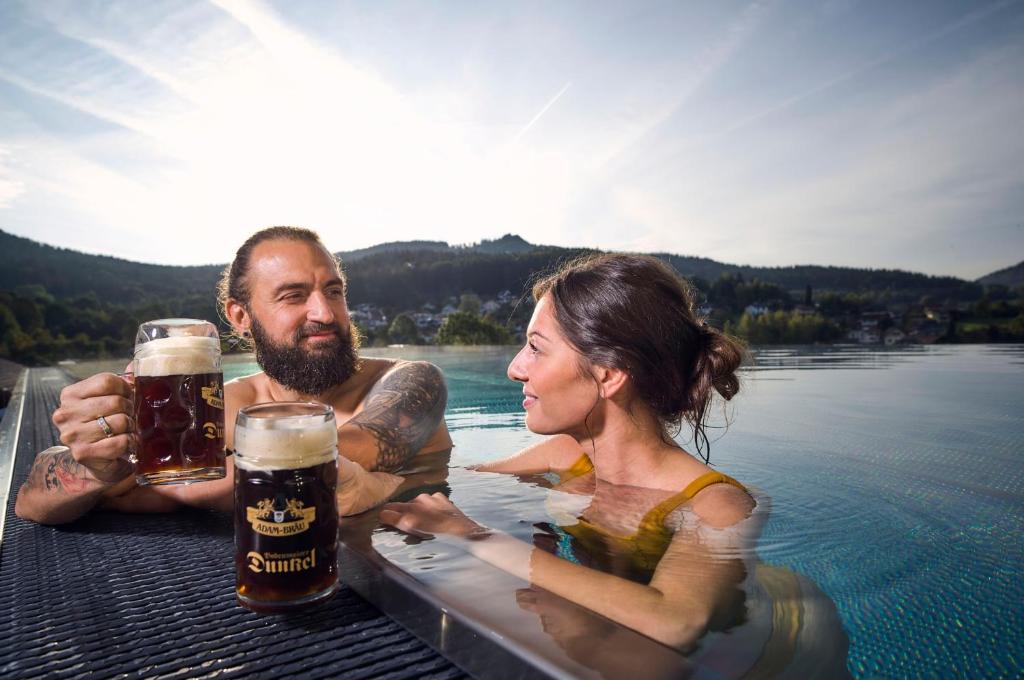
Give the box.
[590,15,1024,277]
[0,147,26,208]
[0,0,590,260]
[0,0,1020,277]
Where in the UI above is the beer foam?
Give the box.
[135,336,220,377]
[234,423,337,471]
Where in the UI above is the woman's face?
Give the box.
[507,294,599,436]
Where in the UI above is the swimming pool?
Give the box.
[228,344,1024,678]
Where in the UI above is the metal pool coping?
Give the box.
[0,368,27,548]
[339,535,698,680]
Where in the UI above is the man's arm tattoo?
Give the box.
[25,449,91,494]
[351,362,448,473]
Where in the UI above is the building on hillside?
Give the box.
[907,320,944,344]
[411,312,442,332]
[859,311,891,328]
[884,328,906,346]
[744,303,770,317]
[847,328,880,344]
[350,304,389,331]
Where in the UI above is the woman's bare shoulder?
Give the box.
[689,482,755,529]
[474,435,584,474]
[544,434,589,470]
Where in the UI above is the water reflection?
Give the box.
[284,344,1024,677]
[344,463,851,679]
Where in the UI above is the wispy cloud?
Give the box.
[0,147,25,208]
[610,38,1024,275]
[0,0,1020,276]
[718,0,1021,138]
[512,82,571,144]
[585,0,771,175]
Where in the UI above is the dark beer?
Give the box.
[234,461,339,610]
[134,372,226,479]
[132,321,226,485]
[234,402,339,612]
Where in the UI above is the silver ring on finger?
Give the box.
[96,415,115,438]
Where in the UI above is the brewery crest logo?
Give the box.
[201,381,224,409]
[202,421,224,440]
[246,497,316,537]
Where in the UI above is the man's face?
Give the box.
[243,239,360,395]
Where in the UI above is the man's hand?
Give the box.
[15,372,137,524]
[51,372,136,483]
[344,361,449,473]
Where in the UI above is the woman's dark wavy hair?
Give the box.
[532,253,746,462]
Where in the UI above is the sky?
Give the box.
[0,0,1022,279]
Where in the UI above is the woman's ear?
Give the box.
[592,365,629,400]
[224,298,251,336]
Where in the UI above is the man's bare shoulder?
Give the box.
[357,357,446,393]
[345,357,450,472]
[225,371,266,408]
[356,356,400,385]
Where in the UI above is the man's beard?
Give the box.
[250,316,361,396]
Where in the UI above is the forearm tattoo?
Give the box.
[27,449,91,494]
[351,362,448,473]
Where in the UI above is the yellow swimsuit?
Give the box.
[545,457,850,675]
[542,454,747,583]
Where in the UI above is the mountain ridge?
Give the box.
[0,228,1003,307]
[976,260,1024,288]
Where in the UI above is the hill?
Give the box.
[469,234,535,255]
[0,229,222,302]
[340,240,451,262]
[3,228,1020,361]
[977,260,1024,288]
[0,228,985,310]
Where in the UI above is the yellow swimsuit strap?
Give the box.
[638,471,747,534]
[560,456,746,535]
[559,453,595,482]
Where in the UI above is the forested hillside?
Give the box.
[976,260,1024,288]
[1,228,1018,363]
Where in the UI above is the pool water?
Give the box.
[228,345,1024,679]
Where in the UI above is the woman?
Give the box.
[380,253,757,649]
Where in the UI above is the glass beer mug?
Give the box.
[132,318,226,485]
[234,402,339,612]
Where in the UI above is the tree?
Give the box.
[732,310,839,344]
[458,293,482,316]
[387,314,421,345]
[435,312,513,345]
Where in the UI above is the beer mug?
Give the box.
[132,318,226,485]
[234,402,339,612]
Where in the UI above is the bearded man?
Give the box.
[16,226,451,524]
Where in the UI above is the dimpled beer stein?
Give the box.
[234,402,339,612]
[132,318,226,485]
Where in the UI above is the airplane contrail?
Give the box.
[512,81,571,144]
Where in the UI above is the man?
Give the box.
[15,226,452,524]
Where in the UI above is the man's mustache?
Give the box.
[296,322,347,340]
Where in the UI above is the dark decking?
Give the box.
[0,368,469,679]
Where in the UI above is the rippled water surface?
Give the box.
[230,344,1024,679]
